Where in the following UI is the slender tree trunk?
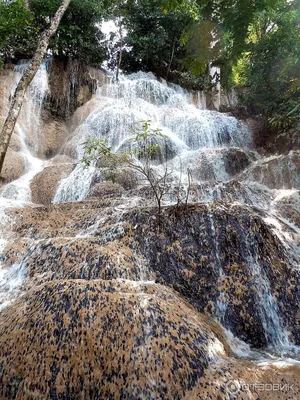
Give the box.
[116,20,124,83]
[23,0,30,10]
[0,0,71,176]
[166,37,176,80]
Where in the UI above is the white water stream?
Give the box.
[0,62,49,309]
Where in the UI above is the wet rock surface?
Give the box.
[180,147,254,182]
[0,280,229,399]
[1,149,25,183]
[126,204,300,347]
[47,59,108,119]
[3,200,300,350]
[30,163,75,205]
[1,273,300,400]
[273,190,300,229]
[239,151,300,189]
[87,182,124,199]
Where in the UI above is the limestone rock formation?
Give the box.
[1,149,25,183]
[1,199,300,399]
[4,200,300,349]
[87,182,124,199]
[239,151,300,189]
[47,59,108,119]
[180,147,254,182]
[38,113,68,159]
[273,190,300,229]
[2,279,298,400]
[30,163,75,205]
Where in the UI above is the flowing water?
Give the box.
[0,67,299,367]
[0,62,49,308]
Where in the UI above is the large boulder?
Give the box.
[0,280,230,399]
[1,149,25,183]
[125,203,300,348]
[30,163,75,205]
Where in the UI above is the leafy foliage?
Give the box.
[0,0,114,64]
[82,120,175,215]
[0,0,36,60]
[28,0,111,64]
[119,0,208,86]
[237,0,300,139]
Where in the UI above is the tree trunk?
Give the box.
[0,0,71,176]
[166,37,176,80]
[115,19,124,83]
[23,0,30,10]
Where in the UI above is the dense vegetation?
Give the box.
[0,0,299,140]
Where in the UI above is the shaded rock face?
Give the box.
[47,59,108,119]
[239,151,300,189]
[30,163,75,205]
[125,204,300,348]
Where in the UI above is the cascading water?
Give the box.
[54,72,251,203]
[0,62,50,310]
[0,62,49,202]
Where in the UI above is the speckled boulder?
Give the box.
[0,280,230,400]
[24,239,154,282]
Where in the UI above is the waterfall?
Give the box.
[0,62,50,310]
[0,66,299,365]
[0,62,49,202]
[54,71,252,203]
